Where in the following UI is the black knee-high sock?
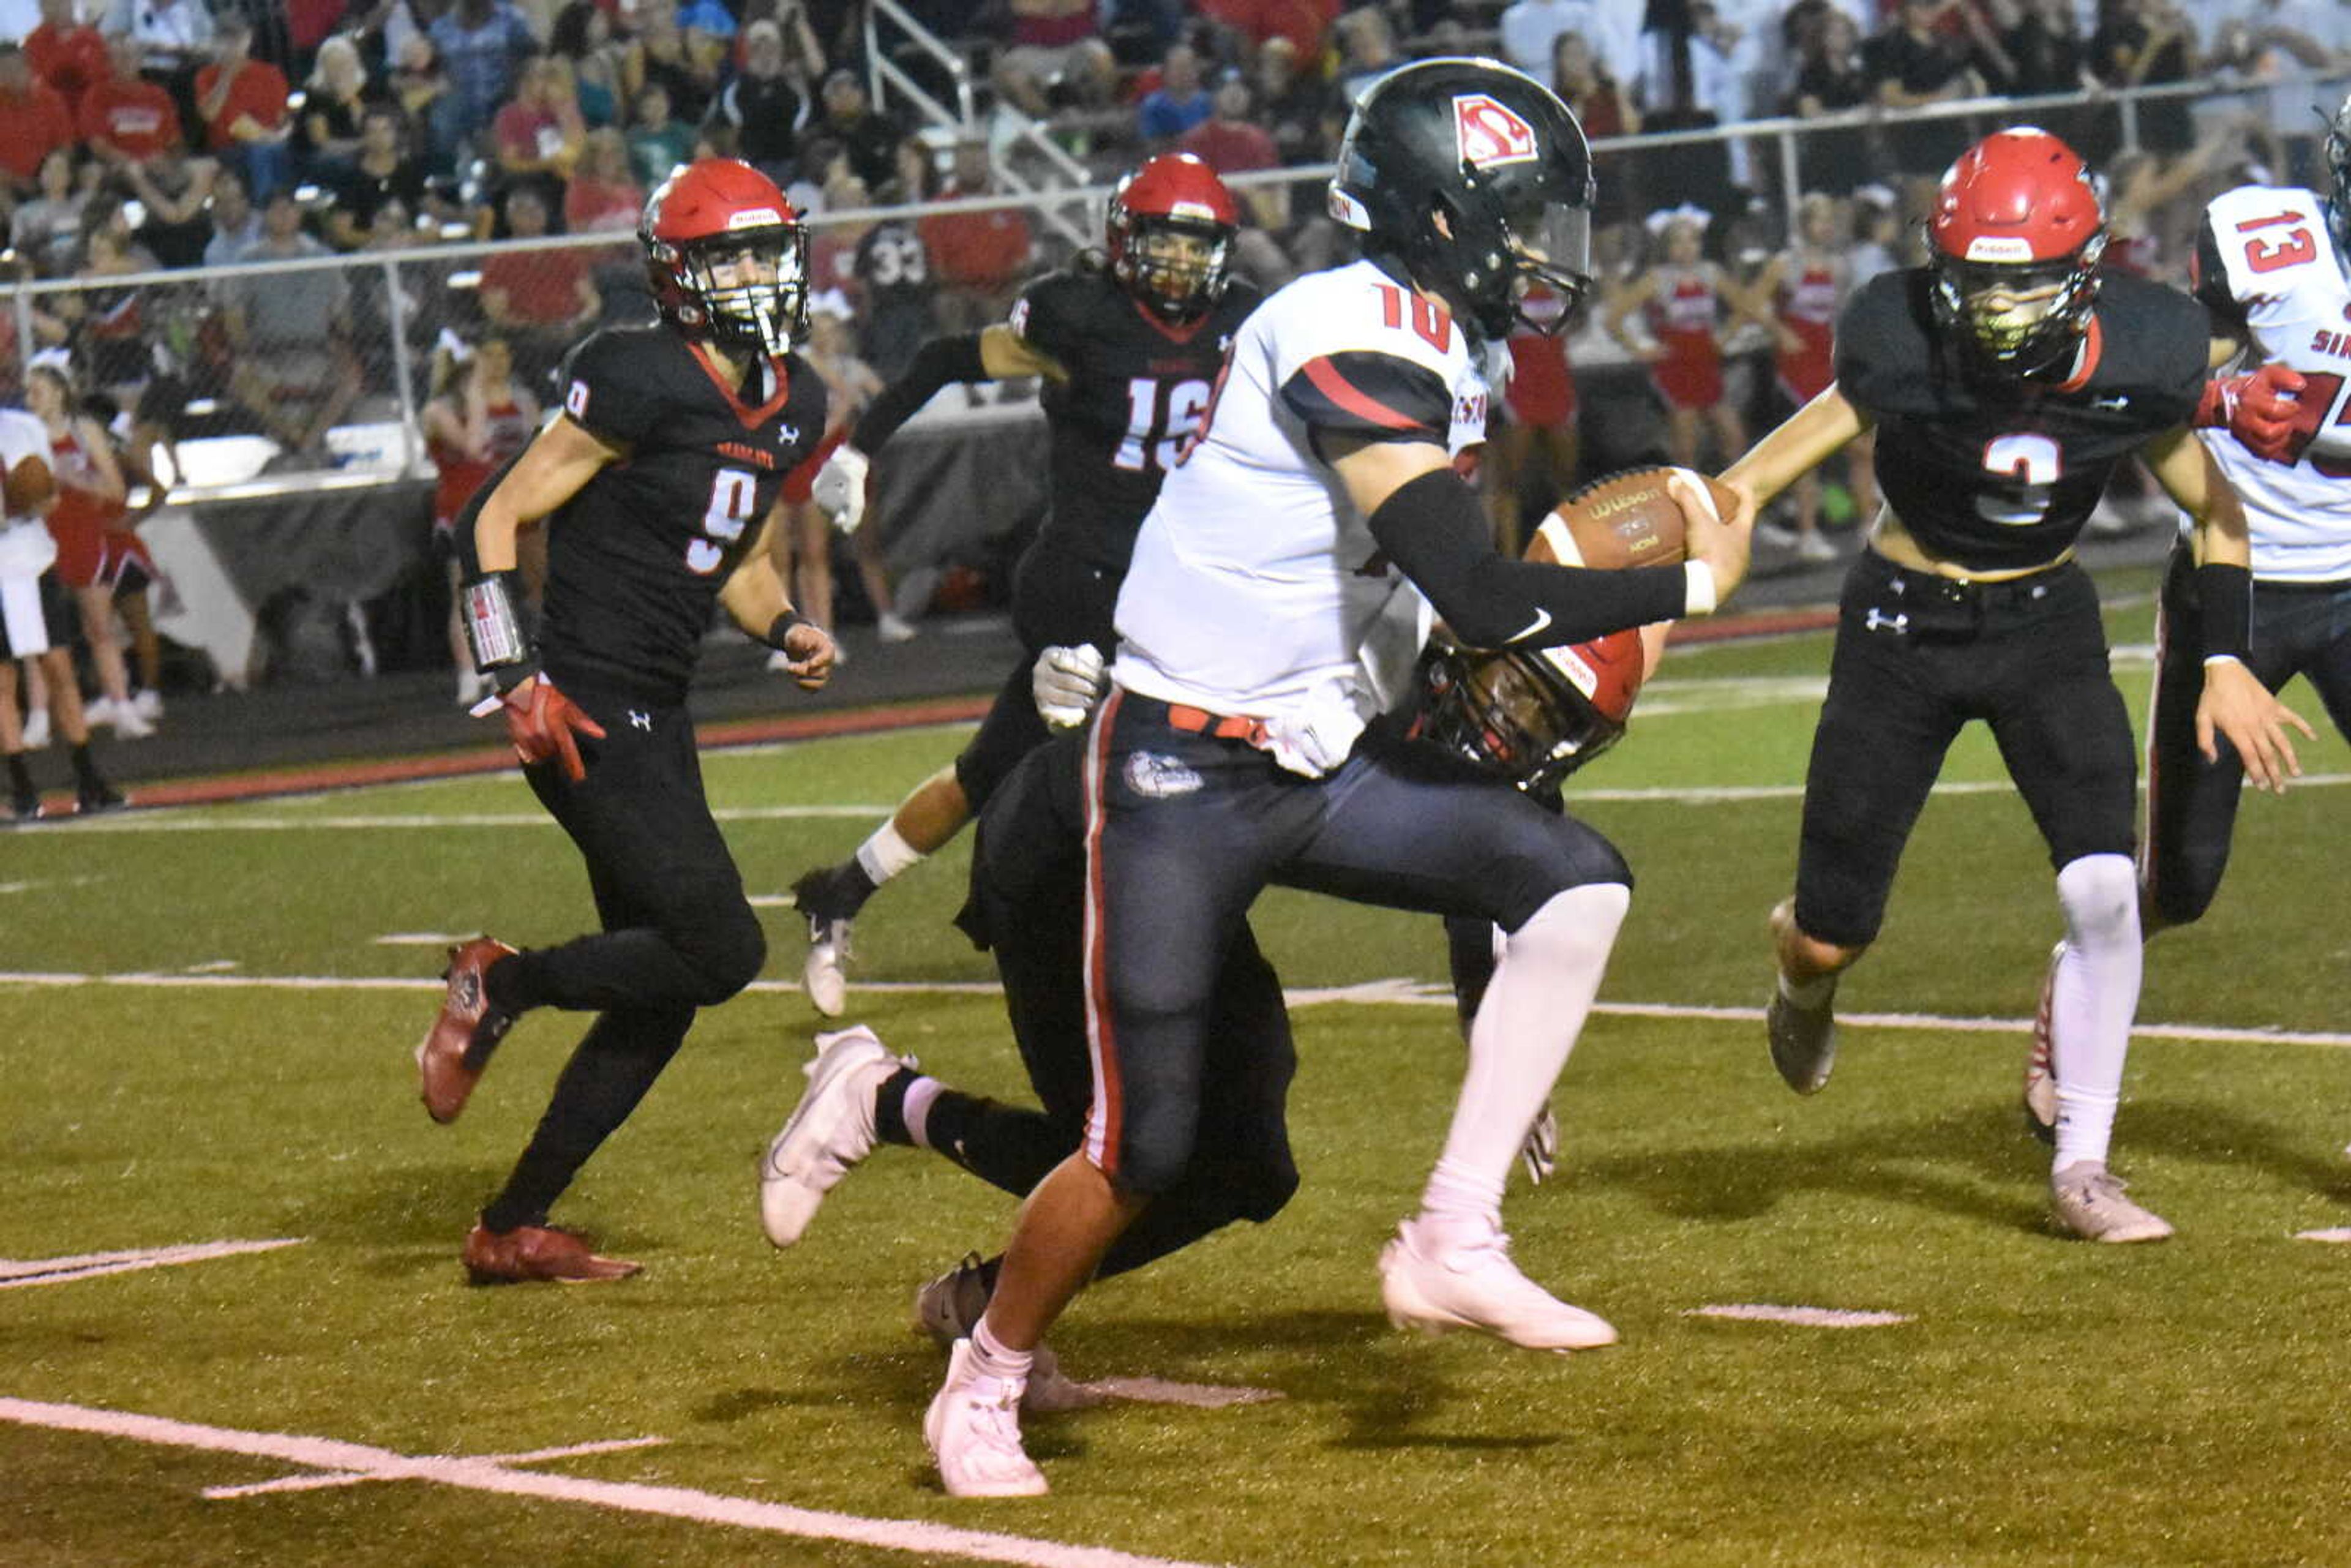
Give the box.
[6,752,34,798]
[480,1007,690,1232]
[69,743,104,792]
[875,1071,1071,1199]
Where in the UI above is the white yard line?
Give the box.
[0,1239,306,1289]
[1685,1305,1912,1329]
[0,1397,1231,1568]
[6,970,2349,1049]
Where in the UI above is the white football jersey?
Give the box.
[1112,259,1485,732]
[0,408,58,578]
[2196,184,2351,582]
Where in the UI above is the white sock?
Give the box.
[1422,883,1629,1218]
[855,821,924,885]
[2050,854,2141,1171]
[901,1075,942,1149]
[969,1317,1033,1382]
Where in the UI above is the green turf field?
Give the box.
[6,598,2349,1567]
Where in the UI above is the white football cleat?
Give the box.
[130,688,163,722]
[803,917,852,1016]
[110,702,154,740]
[913,1255,1097,1412]
[758,1026,907,1247]
[2023,940,2062,1142]
[924,1338,1048,1498]
[1378,1215,1616,1352]
[2050,1161,2174,1244]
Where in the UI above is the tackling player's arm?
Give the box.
[2140,424,2313,792]
[719,512,835,691]
[1720,383,1870,517]
[2187,208,2309,459]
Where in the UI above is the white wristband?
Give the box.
[2202,653,2247,670]
[1682,560,1718,617]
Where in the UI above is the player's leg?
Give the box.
[1282,738,1630,1349]
[29,567,120,812]
[1989,566,2168,1242]
[929,694,1272,1495]
[72,580,138,731]
[2137,543,2255,935]
[0,653,33,819]
[1771,555,1967,1093]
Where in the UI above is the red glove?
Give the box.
[498,676,606,782]
[2193,361,2309,463]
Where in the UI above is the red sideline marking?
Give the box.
[100,696,995,813]
[1665,606,1837,645]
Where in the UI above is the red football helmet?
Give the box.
[1105,152,1240,322]
[1927,127,2106,375]
[1404,627,1648,796]
[640,159,809,356]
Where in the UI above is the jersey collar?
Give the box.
[2052,314,2105,394]
[688,340,793,432]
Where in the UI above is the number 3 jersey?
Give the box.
[1835,268,2207,572]
[1114,257,1488,723]
[2194,183,2351,582]
[1010,264,1260,575]
[533,324,826,702]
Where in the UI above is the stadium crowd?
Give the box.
[0,0,2345,774]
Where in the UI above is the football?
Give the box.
[1531,465,1739,571]
[4,454,55,518]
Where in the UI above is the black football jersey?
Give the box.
[1010,265,1261,572]
[1835,269,2208,572]
[534,324,827,702]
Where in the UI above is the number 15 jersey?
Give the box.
[2194,183,2351,582]
[1113,257,1488,722]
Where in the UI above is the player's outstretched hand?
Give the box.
[1676,470,1754,607]
[499,676,606,782]
[1033,643,1106,729]
[2197,658,2314,795]
[812,443,870,533]
[776,620,836,691]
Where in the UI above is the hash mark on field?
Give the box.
[0,1239,306,1290]
[2292,1227,2351,1243]
[1687,1304,1912,1329]
[204,1435,671,1498]
[6,970,2351,1051]
[1080,1378,1284,1409]
[0,1398,1231,1568]
[372,932,476,946]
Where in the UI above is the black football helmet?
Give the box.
[1328,56,1597,339]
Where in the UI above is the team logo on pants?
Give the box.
[1124,751,1202,799]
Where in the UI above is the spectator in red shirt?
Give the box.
[917,138,1035,335]
[23,0,108,111]
[0,43,77,198]
[477,185,601,387]
[562,127,642,233]
[195,17,293,200]
[80,36,184,168]
[492,53,588,211]
[1179,83,1293,288]
[1197,0,1340,59]
[991,0,1116,119]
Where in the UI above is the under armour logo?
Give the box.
[2091,395,2129,410]
[778,424,800,446]
[1864,607,1910,636]
[629,710,652,730]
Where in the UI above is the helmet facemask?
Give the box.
[1489,187,1593,336]
[1121,213,1232,322]
[1408,637,1625,795]
[1930,235,2102,377]
[677,224,809,357]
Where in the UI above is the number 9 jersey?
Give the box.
[533,323,827,702]
[2193,183,2351,582]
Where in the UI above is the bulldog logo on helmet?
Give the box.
[1453,94,1539,168]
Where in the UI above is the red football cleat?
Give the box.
[462,1223,642,1285]
[416,937,519,1123]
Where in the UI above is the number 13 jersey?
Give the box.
[536,324,827,703]
[1113,257,1488,721]
[2194,183,2351,582]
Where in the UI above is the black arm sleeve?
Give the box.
[849,331,991,454]
[1367,468,1689,650]
[2191,216,2247,334]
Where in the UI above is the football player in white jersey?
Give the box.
[2019,102,2346,1137]
[917,57,1757,1499]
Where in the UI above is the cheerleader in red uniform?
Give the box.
[1485,278,1580,556]
[421,334,537,706]
[1745,193,1856,561]
[26,365,152,737]
[1604,209,1745,470]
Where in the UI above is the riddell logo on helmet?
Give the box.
[726,208,783,229]
[1963,236,2036,263]
[1453,94,1538,168]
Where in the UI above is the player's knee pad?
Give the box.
[1502,880,1630,955]
[1111,1098,1202,1198]
[2057,853,2139,955]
